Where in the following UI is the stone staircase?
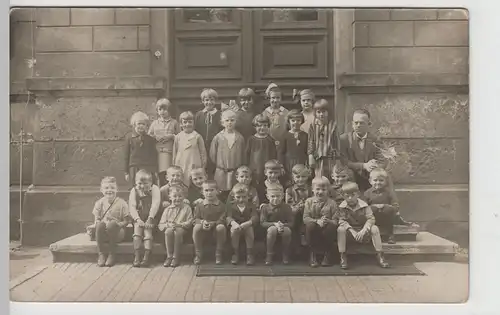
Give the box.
[49,224,459,264]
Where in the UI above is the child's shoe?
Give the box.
[282,252,290,265]
[163,257,173,267]
[193,252,202,265]
[265,253,273,266]
[321,252,331,267]
[231,254,239,265]
[97,253,106,267]
[340,252,348,269]
[387,234,396,244]
[133,250,141,267]
[376,252,390,268]
[246,253,255,266]
[215,251,223,265]
[105,253,116,267]
[309,251,319,268]
[140,250,151,267]
[170,258,179,268]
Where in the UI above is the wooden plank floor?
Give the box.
[10,262,468,303]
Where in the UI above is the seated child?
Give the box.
[93,176,131,267]
[363,168,399,244]
[303,176,338,268]
[258,159,285,204]
[285,164,312,253]
[125,111,158,187]
[330,163,355,206]
[192,180,227,265]
[226,184,259,265]
[260,183,294,265]
[226,166,259,209]
[335,182,390,269]
[160,166,189,211]
[128,170,161,267]
[158,185,194,267]
[187,168,207,208]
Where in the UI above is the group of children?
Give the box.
[93,84,412,270]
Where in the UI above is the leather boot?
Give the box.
[265,252,273,266]
[193,251,202,265]
[377,252,390,268]
[215,250,223,265]
[133,250,141,267]
[163,256,173,267]
[246,249,255,266]
[140,250,151,267]
[321,252,331,267]
[309,251,319,268]
[340,252,348,269]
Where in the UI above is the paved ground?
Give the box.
[9,245,468,303]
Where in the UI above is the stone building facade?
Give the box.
[9,8,469,246]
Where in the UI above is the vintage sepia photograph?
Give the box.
[9,7,469,303]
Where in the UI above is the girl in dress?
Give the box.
[173,111,207,186]
[148,98,180,187]
[245,114,277,188]
[278,109,308,186]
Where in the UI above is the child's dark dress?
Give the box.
[278,130,308,179]
[245,135,277,186]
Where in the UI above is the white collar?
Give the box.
[265,106,286,114]
[355,132,368,140]
[203,108,218,115]
[339,198,368,210]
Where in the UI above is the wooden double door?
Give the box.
[168,8,334,111]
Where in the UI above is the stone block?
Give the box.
[36,27,93,52]
[35,52,151,77]
[10,22,35,83]
[349,93,469,138]
[354,47,468,73]
[438,9,468,20]
[390,9,437,20]
[36,8,70,26]
[115,8,150,25]
[32,141,127,186]
[354,22,369,47]
[10,143,33,185]
[70,8,114,25]
[418,221,469,248]
[354,9,390,21]
[414,21,469,46]
[397,187,468,223]
[94,26,138,51]
[22,220,89,247]
[34,96,156,140]
[10,8,35,22]
[138,26,150,50]
[385,139,469,184]
[368,21,414,46]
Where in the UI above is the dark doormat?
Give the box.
[196,263,426,277]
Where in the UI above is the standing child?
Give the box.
[262,83,289,146]
[245,114,277,188]
[235,88,257,141]
[303,176,338,268]
[173,111,207,186]
[260,183,294,265]
[93,177,131,267]
[125,111,158,187]
[210,110,245,201]
[330,163,355,206]
[226,166,259,209]
[307,99,339,179]
[278,109,308,185]
[158,185,194,267]
[285,164,312,256]
[192,180,227,265]
[298,89,315,136]
[128,170,161,267]
[338,109,385,193]
[363,168,400,244]
[335,182,390,269]
[187,168,207,208]
[194,88,223,176]
[148,98,180,187]
[226,184,259,265]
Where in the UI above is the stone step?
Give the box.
[49,231,458,263]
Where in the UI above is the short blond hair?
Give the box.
[130,111,149,126]
[190,168,207,178]
[135,169,153,183]
[221,109,237,121]
[101,176,117,187]
[179,111,194,122]
[167,166,183,176]
[231,183,249,195]
[201,88,218,101]
[341,182,360,194]
[236,165,252,177]
[312,176,330,188]
[370,168,389,179]
[291,164,311,176]
[168,185,186,197]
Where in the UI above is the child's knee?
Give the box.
[282,227,292,237]
[267,226,278,236]
[215,224,226,233]
[370,225,380,235]
[106,220,120,230]
[165,227,175,236]
[337,225,348,234]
